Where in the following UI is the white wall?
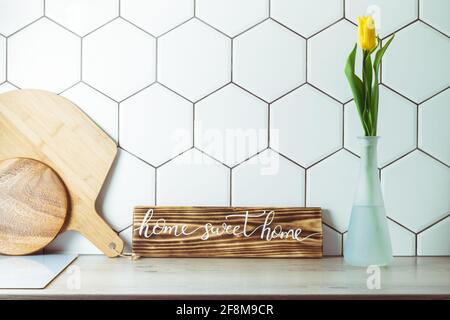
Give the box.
[0,0,448,256]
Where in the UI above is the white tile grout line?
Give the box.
[3,1,449,255]
[154,168,158,205]
[416,215,450,235]
[230,38,234,82]
[271,18,308,40]
[342,0,346,18]
[229,167,233,206]
[4,37,7,82]
[420,19,450,39]
[5,15,44,38]
[232,17,270,39]
[45,16,82,38]
[82,16,121,38]
[155,37,158,81]
[117,99,121,147]
[417,0,420,20]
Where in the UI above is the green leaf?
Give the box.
[371,83,379,136]
[373,35,394,76]
[345,44,370,135]
[371,34,395,135]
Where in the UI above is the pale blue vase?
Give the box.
[344,136,393,267]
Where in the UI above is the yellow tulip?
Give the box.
[358,16,377,51]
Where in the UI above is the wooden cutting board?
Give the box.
[0,90,123,257]
[0,158,69,255]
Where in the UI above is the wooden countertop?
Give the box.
[1,256,449,299]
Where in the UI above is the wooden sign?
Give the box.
[132,206,322,258]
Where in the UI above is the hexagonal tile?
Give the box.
[8,18,80,92]
[387,220,416,256]
[232,149,305,206]
[121,0,194,36]
[158,19,230,101]
[83,18,155,101]
[345,0,418,38]
[1,0,443,256]
[419,89,450,165]
[308,20,358,103]
[233,20,305,102]
[97,149,155,231]
[420,0,450,35]
[417,217,450,255]
[271,84,342,167]
[307,150,359,232]
[344,86,417,167]
[271,0,342,37]
[382,22,450,103]
[196,0,269,37]
[195,84,268,167]
[322,224,342,256]
[382,151,449,232]
[46,0,119,36]
[157,149,229,205]
[45,231,101,254]
[0,82,18,94]
[0,35,5,83]
[0,0,43,36]
[120,84,193,166]
[61,83,119,142]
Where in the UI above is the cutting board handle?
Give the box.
[72,209,124,258]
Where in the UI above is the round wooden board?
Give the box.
[0,158,68,255]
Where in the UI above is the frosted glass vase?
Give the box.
[344,136,393,266]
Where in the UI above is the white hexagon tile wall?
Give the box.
[0,0,448,256]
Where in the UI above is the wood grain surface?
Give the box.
[0,90,123,257]
[133,206,322,258]
[0,158,68,255]
[1,256,448,299]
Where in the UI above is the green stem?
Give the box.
[362,50,370,136]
